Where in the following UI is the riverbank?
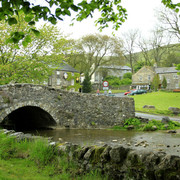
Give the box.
[0,129,179,180]
[0,130,106,180]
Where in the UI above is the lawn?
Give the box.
[132,91,180,115]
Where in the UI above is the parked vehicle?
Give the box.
[124,89,136,95]
[129,89,147,95]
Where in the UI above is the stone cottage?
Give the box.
[132,66,180,90]
[48,61,81,92]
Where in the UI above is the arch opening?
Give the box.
[0,106,57,131]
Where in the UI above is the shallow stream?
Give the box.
[26,129,180,156]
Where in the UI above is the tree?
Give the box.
[149,28,171,67]
[137,38,152,66]
[162,76,167,89]
[122,29,139,73]
[0,15,68,84]
[0,0,127,45]
[68,34,124,78]
[157,7,180,41]
[151,74,160,91]
[82,73,92,93]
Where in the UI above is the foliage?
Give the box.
[113,118,180,131]
[162,76,167,89]
[0,17,69,85]
[123,72,132,79]
[104,76,131,87]
[123,118,141,129]
[177,64,180,75]
[82,73,92,93]
[141,119,180,131]
[66,72,81,91]
[0,0,127,45]
[151,74,160,91]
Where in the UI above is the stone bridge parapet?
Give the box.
[0,84,135,129]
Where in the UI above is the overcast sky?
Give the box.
[54,0,164,39]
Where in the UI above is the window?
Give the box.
[159,75,162,80]
[139,76,143,82]
[173,75,178,79]
[167,79,170,83]
[148,75,151,81]
[71,79,74,86]
[57,78,61,85]
[72,72,74,76]
[57,71,60,75]
[176,84,179,89]
[48,78,52,86]
[95,72,99,82]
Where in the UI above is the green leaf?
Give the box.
[55,8,62,17]
[71,5,79,12]
[22,40,29,47]
[31,28,40,36]
[25,15,33,22]
[48,16,57,24]
[28,21,35,25]
[64,9,71,16]
[24,35,31,43]
[8,17,17,25]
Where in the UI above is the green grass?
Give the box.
[111,118,180,131]
[132,91,180,116]
[0,132,107,180]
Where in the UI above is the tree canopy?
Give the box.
[0,0,127,45]
[0,15,69,84]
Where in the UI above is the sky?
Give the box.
[55,0,164,39]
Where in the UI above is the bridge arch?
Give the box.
[0,101,59,131]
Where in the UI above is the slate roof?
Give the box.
[99,65,131,70]
[155,67,178,74]
[58,61,79,73]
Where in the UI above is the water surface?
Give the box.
[27,129,180,156]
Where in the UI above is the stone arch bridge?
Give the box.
[0,84,135,131]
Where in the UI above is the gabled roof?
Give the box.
[58,61,79,73]
[155,67,178,74]
[132,66,154,76]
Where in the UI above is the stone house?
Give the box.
[48,62,81,91]
[91,65,132,84]
[132,66,180,90]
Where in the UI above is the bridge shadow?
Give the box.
[0,106,57,131]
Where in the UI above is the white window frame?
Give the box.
[57,71,60,75]
[71,79,74,86]
[57,78,61,85]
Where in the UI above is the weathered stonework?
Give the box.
[0,84,135,129]
[58,143,180,180]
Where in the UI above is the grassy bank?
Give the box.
[0,132,106,180]
[132,91,180,116]
[111,118,180,131]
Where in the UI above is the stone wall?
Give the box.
[59,143,180,180]
[0,84,135,129]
